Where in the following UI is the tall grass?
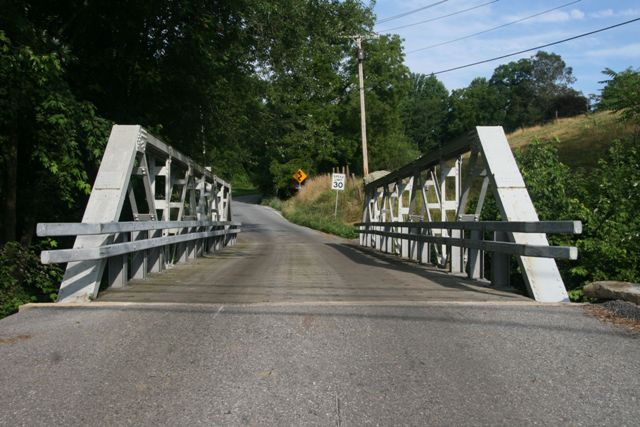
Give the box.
[267,111,638,240]
[506,111,634,169]
[265,174,363,239]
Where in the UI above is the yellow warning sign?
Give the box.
[293,169,308,184]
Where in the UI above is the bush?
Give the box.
[513,138,640,299]
[0,241,62,318]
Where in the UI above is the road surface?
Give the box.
[98,197,527,304]
[1,199,638,426]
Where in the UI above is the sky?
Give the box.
[371,0,640,96]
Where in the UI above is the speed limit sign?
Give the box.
[331,173,346,191]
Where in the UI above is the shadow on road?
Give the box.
[326,242,526,300]
[21,303,619,337]
[234,195,262,204]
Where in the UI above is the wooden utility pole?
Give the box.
[355,35,369,177]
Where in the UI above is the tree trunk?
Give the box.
[2,134,18,243]
[20,214,35,247]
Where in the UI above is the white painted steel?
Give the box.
[356,229,577,260]
[41,227,240,263]
[361,126,579,302]
[355,221,582,234]
[37,220,241,236]
[477,126,569,302]
[43,125,237,302]
[56,126,140,303]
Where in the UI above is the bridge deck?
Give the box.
[99,197,527,304]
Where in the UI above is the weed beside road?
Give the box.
[262,174,363,239]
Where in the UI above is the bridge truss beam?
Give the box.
[361,126,574,302]
[51,125,233,302]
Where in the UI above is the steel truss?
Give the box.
[51,125,234,302]
[361,127,572,302]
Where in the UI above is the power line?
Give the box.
[407,0,582,54]
[378,0,499,33]
[376,0,449,25]
[430,17,640,75]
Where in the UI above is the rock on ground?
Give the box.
[583,281,640,305]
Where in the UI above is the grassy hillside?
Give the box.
[264,174,363,239]
[272,111,636,238]
[506,110,634,169]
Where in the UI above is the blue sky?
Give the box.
[371,0,640,96]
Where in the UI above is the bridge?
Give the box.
[0,126,638,425]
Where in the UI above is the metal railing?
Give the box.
[360,127,581,302]
[38,220,240,289]
[355,220,580,287]
[38,125,239,302]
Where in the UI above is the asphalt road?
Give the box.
[1,198,638,426]
[1,303,638,426]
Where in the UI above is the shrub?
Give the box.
[0,241,62,318]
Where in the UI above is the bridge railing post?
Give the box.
[107,233,128,288]
[491,231,511,288]
[131,230,148,279]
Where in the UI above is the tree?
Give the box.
[489,51,586,130]
[401,73,449,154]
[447,77,506,137]
[343,34,416,172]
[598,67,640,128]
[0,27,110,244]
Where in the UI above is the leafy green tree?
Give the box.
[447,77,506,137]
[598,67,640,129]
[0,29,110,244]
[0,241,62,317]
[339,35,417,173]
[489,51,586,131]
[401,73,449,154]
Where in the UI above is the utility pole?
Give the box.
[355,35,369,177]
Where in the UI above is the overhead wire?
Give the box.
[407,0,582,54]
[376,0,449,25]
[378,0,499,33]
[429,17,640,74]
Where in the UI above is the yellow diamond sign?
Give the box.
[293,169,308,184]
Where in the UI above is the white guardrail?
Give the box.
[38,220,241,289]
[355,220,580,288]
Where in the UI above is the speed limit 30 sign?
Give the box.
[331,173,346,191]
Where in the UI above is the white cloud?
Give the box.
[589,9,614,18]
[589,8,640,18]
[570,9,585,20]
[504,8,585,24]
[585,43,640,58]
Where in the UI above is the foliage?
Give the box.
[401,73,449,154]
[262,197,285,212]
[0,241,62,318]
[512,138,640,296]
[447,77,506,137]
[598,67,640,128]
[0,29,111,244]
[490,51,586,131]
[268,174,362,239]
[576,140,640,284]
[437,52,587,141]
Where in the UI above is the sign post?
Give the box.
[331,173,346,218]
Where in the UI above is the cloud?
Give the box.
[570,9,585,19]
[585,43,640,58]
[505,8,585,24]
[589,9,614,18]
[589,8,640,18]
